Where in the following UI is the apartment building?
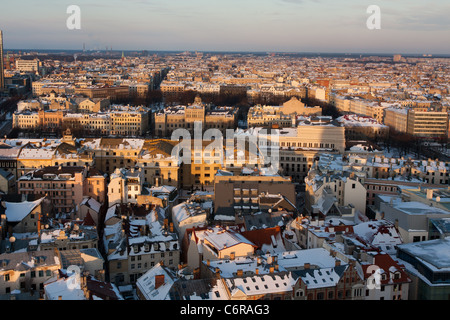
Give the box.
[76,98,110,113]
[13,110,64,130]
[17,166,90,216]
[247,97,322,128]
[0,250,61,295]
[108,167,145,206]
[213,169,296,219]
[154,97,237,137]
[39,224,99,251]
[82,138,145,175]
[16,139,94,177]
[384,107,408,133]
[110,106,150,136]
[406,109,449,138]
[15,59,40,74]
[336,114,389,141]
[135,139,180,188]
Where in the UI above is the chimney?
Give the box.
[237,269,243,277]
[170,223,174,233]
[255,268,259,275]
[155,274,165,290]
[304,263,310,269]
[269,267,275,274]
[335,260,341,267]
[215,267,221,278]
[427,189,434,200]
[58,296,62,300]
[274,264,279,271]
[230,252,235,260]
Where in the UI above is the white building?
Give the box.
[108,167,144,206]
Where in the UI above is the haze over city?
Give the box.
[1,0,450,54]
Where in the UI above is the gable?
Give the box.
[3,198,43,223]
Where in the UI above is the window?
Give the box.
[4,274,10,282]
[296,290,304,297]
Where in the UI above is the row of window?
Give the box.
[3,269,53,282]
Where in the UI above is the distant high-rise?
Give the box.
[0,30,4,90]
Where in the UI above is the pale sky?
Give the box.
[1,0,449,54]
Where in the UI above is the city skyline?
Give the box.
[1,0,449,54]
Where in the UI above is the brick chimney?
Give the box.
[304,263,310,269]
[335,260,341,267]
[155,274,165,290]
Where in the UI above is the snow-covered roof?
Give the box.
[225,272,296,297]
[196,227,257,251]
[44,277,86,300]
[80,197,102,213]
[4,198,44,222]
[266,248,344,270]
[398,237,450,272]
[295,265,347,289]
[136,264,176,300]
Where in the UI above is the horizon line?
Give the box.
[4,48,450,57]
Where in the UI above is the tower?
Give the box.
[0,30,4,90]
